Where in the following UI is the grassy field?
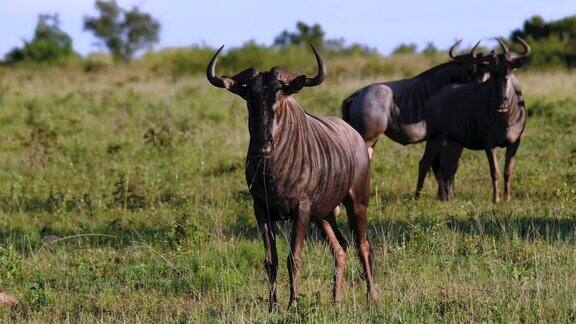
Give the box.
[0,64,575,322]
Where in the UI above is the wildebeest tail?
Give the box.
[341,91,359,124]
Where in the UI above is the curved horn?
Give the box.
[516,36,531,56]
[206,45,225,88]
[304,44,326,87]
[495,37,509,54]
[469,40,481,55]
[449,39,462,59]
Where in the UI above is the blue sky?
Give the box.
[1,0,575,57]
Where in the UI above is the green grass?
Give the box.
[0,66,575,321]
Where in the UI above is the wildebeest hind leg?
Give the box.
[344,191,378,302]
[485,148,501,203]
[416,140,442,198]
[504,140,520,202]
[317,209,348,303]
[437,140,463,200]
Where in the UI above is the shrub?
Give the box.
[4,14,75,64]
[392,43,418,55]
[511,15,576,68]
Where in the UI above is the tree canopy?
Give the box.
[510,15,576,68]
[4,14,74,63]
[274,22,325,48]
[83,0,160,62]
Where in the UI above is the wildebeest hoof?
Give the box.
[333,292,343,304]
[368,288,380,302]
[288,299,298,309]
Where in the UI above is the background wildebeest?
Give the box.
[207,45,378,311]
[341,40,486,158]
[416,37,530,203]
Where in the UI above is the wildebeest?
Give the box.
[206,45,378,310]
[341,40,486,158]
[416,37,530,203]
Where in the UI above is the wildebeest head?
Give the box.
[446,39,488,82]
[481,37,530,111]
[420,40,488,89]
[207,45,326,157]
[489,37,531,76]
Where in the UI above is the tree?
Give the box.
[4,14,74,63]
[392,43,417,55]
[511,15,549,40]
[83,0,160,62]
[421,42,438,56]
[510,15,576,68]
[511,15,576,41]
[274,22,325,47]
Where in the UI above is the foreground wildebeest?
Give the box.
[416,37,530,203]
[207,45,378,310]
[341,40,486,158]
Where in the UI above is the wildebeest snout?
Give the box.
[251,140,274,157]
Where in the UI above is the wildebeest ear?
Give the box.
[283,75,307,95]
[511,56,529,70]
[221,76,247,97]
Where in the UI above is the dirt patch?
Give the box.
[0,292,16,307]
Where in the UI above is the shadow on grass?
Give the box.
[0,220,174,254]
[225,192,576,247]
[364,214,576,246]
[445,215,576,241]
[229,214,576,248]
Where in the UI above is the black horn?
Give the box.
[469,40,481,55]
[496,37,509,54]
[516,36,531,57]
[304,44,327,87]
[207,45,226,88]
[449,39,462,59]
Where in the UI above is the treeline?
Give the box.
[510,15,576,68]
[138,43,445,79]
[3,0,159,64]
[2,0,575,71]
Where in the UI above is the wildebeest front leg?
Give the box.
[485,148,501,203]
[254,202,278,312]
[504,140,520,202]
[287,201,311,308]
[344,191,378,302]
[317,209,348,303]
[416,140,442,198]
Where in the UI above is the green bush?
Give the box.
[141,42,398,78]
[511,15,576,68]
[4,14,75,64]
[524,35,571,68]
[393,43,418,55]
